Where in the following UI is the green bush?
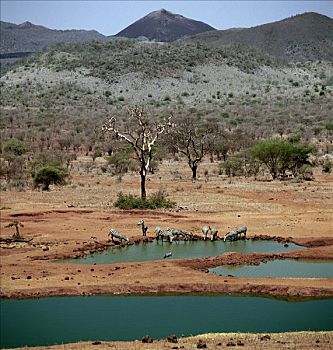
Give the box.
[34,165,67,191]
[298,164,313,181]
[3,139,28,156]
[322,161,332,174]
[114,190,176,210]
[249,139,314,180]
[221,158,244,177]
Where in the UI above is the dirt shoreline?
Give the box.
[1,235,332,299]
[5,332,333,350]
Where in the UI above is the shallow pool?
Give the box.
[209,259,333,278]
[1,296,332,348]
[65,240,302,264]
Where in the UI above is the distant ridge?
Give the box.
[187,12,333,61]
[115,8,215,42]
[0,20,106,54]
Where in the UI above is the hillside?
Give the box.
[187,12,333,61]
[1,38,332,156]
[0,20,106,54]
[115,8,215,42]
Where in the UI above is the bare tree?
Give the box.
[102,106,173,199]
[171,117,208,181]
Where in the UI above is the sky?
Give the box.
[1,1,332,36]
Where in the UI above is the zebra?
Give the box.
[209,226,219,241]
[138,219,148,236]
[236,226,247,239]
[108,229,129,243]
[183,231,194,241]
[167,228,186,240]
[202,226,210,240]
[155,227,174,243]
[223,230,239,242]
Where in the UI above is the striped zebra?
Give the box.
[202,226,210,240]
[108,229,129,243]
[236,226,247,239]
[210,226,219,241]
[155,227,174,243]
[138,219,148,236]
[223,230,238,242]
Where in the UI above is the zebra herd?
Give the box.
[154,226,194,243]
[108,219,247,244]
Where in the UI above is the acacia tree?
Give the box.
[102,106,173,199]
[34,165,67,191]
[5,220,24,240]
[250,139,314,180]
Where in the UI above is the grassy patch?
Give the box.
[114,190,176,210]
[0,206,11,210]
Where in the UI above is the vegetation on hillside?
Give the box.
[2,39,282,79]
[0,36,332,195]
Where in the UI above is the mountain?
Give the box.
[0,21,106,54]
[186,12,333,61]
[115,8,215,42]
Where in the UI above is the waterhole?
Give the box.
[209,259,333,278]
[65,240,302,264]
[1,296,332,348]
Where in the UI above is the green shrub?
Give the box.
[325,122,333,131]
[114,190,176,210]
[322,161,332,174]
[34,165,67,191]
[221,158,244,177]
[298,164,313,181]
[3,139,28,156]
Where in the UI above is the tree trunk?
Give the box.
[140,171,146,199]
[15,226,20,238]
[191,164,197,180]
[42,182,50,191]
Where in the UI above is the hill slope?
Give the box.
[115,8,215,42]
[0,21,106,54]
[187,12,333,61]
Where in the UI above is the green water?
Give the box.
[65,240,302,264]
[1,296,332,348]
[209,260,333,278]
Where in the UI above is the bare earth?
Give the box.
[1,162,332,348]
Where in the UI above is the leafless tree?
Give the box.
[171,116,208,181]
[102,106,173,199]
